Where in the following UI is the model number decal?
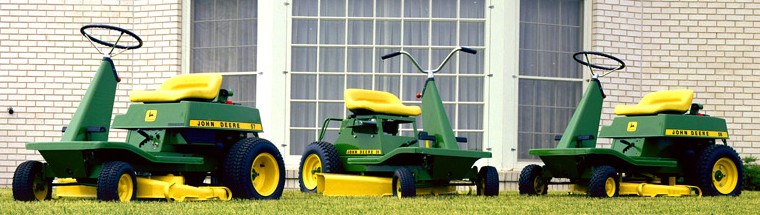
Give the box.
[665,129,728,138]
[189,120,262,130]
[346,149,382,155]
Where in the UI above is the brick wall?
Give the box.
[593,0,760,158]
[0,0,182,186]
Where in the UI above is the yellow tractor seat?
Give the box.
[614,89,694,116]
[130,73,223,103]
[345,89,421,116]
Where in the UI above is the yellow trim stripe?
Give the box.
[346,149,382,155]
[189,120,262,130]
[665,129,728,138]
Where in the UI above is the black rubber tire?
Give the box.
[694,144,743,196]
[12,161,52,201]
[97,161,137,202]
[518,164,548,195]
[223,138,285,200]
[298,141,343,192]
[392,168,416,198]
[588,165,619,198]
[476,166,499,196]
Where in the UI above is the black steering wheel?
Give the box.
[80,24,143,50]
[572,51,625,71]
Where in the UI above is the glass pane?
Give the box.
[561,0,582,26]
[458,104,483,130]
[215,47,238,72]
[321,0,346,17]
[239,47,257,72]
[538,0,561,24]
[347,48,373,73]
[238,19,257,46]
[538,24,559,51]
[458,77,483,102]
[215,0,236,19]
[347,75,372,89]
[561,26,581,52]
[239,0,258,19]
[403,21,429,46]
[458,132,483,151]
[318,102,345,128]
[193,0,214,21]
[519,0,538,23]
[348,0,373,17]
[215,21,237,47]
[402,48,428,74]
[460,22,484,46]
[376,21,401,45]
[293,20,318,44]
[519,50,539,76]
[376,0,401,17]
[291,74,317,99]
[404,0,429,18]
[436,76,456,102]
[432,0,456,18]
[291,102,317,127]
[290,130,316,155]
[458,48,484,74]
[221,75,257,107]
[320,20,346,44]
[291,47,317,72]
[374,75,400,96]
[460,0,484,18]
[431,48,456,74]
[193,22,215,48]
[192,48,215,73]
[376,48,401,73]
[293,0,318,16]
[319,48,345,73]
[401,76,426,101]
[519,23,539,50]
[538,51,558,77]
[348,20,373,45]
[431,21,456,46]
[318,75,345,100]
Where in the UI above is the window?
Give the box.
[518,0,584,160]
[191,0,258,107]
[290,0,487,156]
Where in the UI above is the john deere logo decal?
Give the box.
[627,122,637,132]
[346,149,381,155]
[145,110,157,122]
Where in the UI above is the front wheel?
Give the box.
[588,165,619,198]
[392,168,416,198]
[518,164,548,195]
[476,166,499,196]
[12,161,52,201]
[96,161,137,202]
[695,144,743,196]
[223,138,286,199]
[298,141,343,192]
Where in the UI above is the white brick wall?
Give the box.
[593,0,760,158]
[0,0,182,186]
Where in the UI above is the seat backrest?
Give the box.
[159,73,222,94]
[345,89,403,108]
[637,89,693,108]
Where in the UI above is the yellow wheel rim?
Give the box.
[604,177,616,197]
[395,178,402,199]
[301,154,322,190]
[117,173,134,202]
[32,173,48,201]
[252,153,280,196]
[712,157,738,194]
[533,177,545,194]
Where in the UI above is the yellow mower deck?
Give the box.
[55,175,231,202]
[570,177,701,197]
[316,173,458,196]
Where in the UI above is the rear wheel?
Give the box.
[695,144,743,196]
[588,165,619,198]
[12,161,52,201]
[476,166,499,196]
[298,141,343,192]
[392,168,416,198]
[223,138,285,199]
[518,164,548,195]
[97,161,137,202]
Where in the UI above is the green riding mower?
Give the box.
[12,25,285,202]
[297,47,499,198]
[519,51,743,197]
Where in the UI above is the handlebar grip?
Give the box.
[381,52,402,60]
[460,47,477,54]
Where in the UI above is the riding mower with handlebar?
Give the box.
[519,51,743,197]
[12,25,285,202]
[297,47,499,198]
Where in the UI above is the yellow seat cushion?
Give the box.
[345,89,421,116]
[130,73,223,103]
[614,89,694,116]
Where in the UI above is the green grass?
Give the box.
[1,189,758,214]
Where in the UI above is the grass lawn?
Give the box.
[0,189,756,214]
